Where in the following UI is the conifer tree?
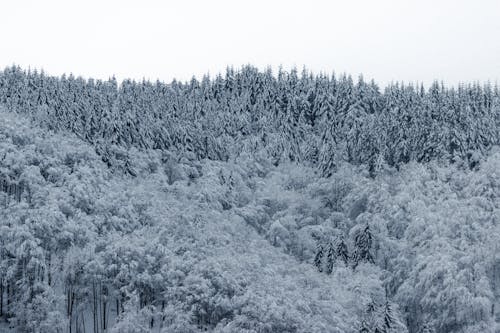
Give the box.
[377,301,396,333]
[314,243,324,272]
[352,224,374,268]
[336,236,349,266]
[326,241,335,274]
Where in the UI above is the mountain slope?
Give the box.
[0,109,388,332]
[1,104,499,333]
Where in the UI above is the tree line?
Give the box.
[1,65,499,175]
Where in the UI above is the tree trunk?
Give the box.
[67,289,75,333]
[6,282,10,319]
[0,281,3,317]
[102,296,107,332]
[82,311,86,333]
[93,282,97,333]
[47,251,52,287]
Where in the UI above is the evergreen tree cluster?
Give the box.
[360,300,401,333]
[314,225,372,273]
[1,65,499,175]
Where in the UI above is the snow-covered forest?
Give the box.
[0,65,499,332]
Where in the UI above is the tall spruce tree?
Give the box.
[352,224,374,268]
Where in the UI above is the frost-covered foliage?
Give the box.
[246,159,500,333]
[0,66,499,177]
[0,66,500,333]
[0,111,394,332]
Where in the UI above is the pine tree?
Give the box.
[314,243,324,272]
[352,224,374,268]
[377,301,396,333]
[326,242,335,274]
[336,236,349,266]
[361,300,378,333]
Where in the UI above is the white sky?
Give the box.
[1,0,499,86]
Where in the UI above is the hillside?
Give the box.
[0,66,499,333]
[0,109,396,332]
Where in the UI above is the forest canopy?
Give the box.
[0,65,498,174]
[0,66,499,333]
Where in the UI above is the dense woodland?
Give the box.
[1,65,499,173]
[0,66,499,333]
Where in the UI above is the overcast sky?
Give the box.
[1,0,499,86]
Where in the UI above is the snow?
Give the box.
[0,66,499,333]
